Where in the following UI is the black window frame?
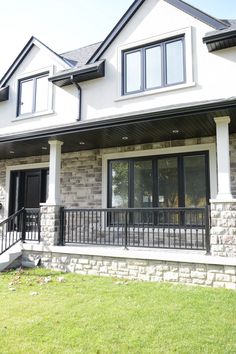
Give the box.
[17,71,49,117]
[122,36,186,95]
[107,151,210,209]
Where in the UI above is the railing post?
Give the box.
[205,205,211,255]
[22,208,26,243]
[124,210,128,249]
[59,207,65,246]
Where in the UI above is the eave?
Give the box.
[203,30,236,52]
[0,86,9,102]
[1,98,236,160]
[48,60,105,87]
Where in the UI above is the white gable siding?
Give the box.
[0,45,79,136]
[80,0,236,121]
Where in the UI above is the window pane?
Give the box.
[19,79,34,115]
[125,51,141,93]
[111,161,129,208]
[158,157,178,208]
[35,75,49,112]
[184,155,207,207]
[166,39,184,85]
[134,160,153,208]
[145,46,162,89]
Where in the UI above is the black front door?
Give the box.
[24,170,41,208]
[9,168,48,215]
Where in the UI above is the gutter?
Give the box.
[49,60,105,87]
[203,29,236,44]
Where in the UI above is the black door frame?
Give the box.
[9,168,49,216]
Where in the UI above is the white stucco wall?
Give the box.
[0,45,79,136]
[80,0,236,121]
[0,0,235,134]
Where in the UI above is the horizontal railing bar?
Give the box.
[63,207,206,212]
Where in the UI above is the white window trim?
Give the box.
[102,143,217,209]
[13,66,55,121]
[5,162,49,218]
[116,26,194,101]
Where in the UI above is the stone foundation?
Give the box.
[210,201,236,257]
[22,248,236,290]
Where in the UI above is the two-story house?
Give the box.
[0,0,236,288]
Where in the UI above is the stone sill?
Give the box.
[21,243,236,267]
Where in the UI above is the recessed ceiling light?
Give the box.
[122,136,129,140]
[79,141,85,145]
[41,146,47,150]
[9,150,15,154]
[172,130,179,134]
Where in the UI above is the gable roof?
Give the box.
[88,0,229,64]
[0,36,73,88]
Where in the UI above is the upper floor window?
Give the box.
[17,72,49,116]
[122,37,185,95]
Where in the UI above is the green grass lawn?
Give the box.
[0,269,235,354]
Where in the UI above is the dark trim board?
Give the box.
[165,0,228,30]
[0,97,236,145]
[0,37,72,88]
[203,30,236,52]
[88,0,228,64]
[49,60,105,87]
[0,86,9,102]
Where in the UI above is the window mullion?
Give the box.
[32,77,37,113]
[153,158,158,207]
[142,48,146,91]
[129,160,134,208]
[178,155,185,208]
[162,42,166,87]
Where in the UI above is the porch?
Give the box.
[0,99,236,260]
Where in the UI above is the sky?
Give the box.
[0,0,236,78]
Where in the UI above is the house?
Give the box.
[0,0,235,288]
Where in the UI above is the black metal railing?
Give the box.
[60,207,210,252]
[23,208,41,242]
[0,208,40,256]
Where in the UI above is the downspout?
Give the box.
[71,75,82,121]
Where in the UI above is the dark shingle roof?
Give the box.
[61,42,102,67]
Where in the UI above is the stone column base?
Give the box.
[40,204,62,246]
[210,201,236,257]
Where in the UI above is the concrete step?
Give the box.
[0,242,22,272]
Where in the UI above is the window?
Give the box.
[17,73,49,116]
[108,152,209,209]
[123,37,185,95]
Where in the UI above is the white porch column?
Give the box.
[46,140,63,205]
[214,116,232,200]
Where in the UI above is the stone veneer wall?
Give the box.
[2,134,236,215]
[22,250,236,290]
[211,202,236,257]
[60,135,218,209]
[1,134,236,216]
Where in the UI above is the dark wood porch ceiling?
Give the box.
[1,98,236,160]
